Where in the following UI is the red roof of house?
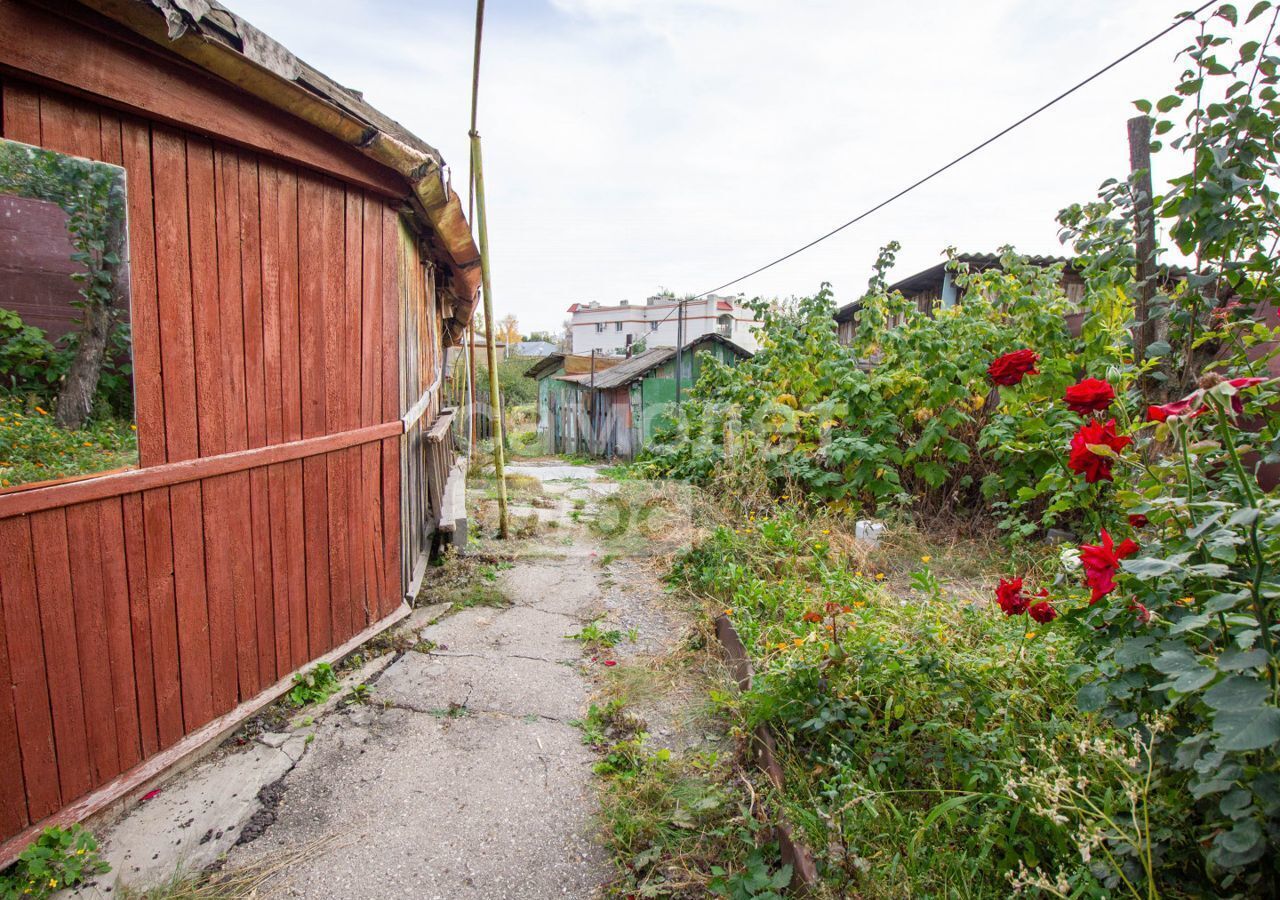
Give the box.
[716,300,733,311]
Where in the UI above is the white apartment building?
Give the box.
[567,294,759,355]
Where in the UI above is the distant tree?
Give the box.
[497,314,520,346]
[525,330,555,344]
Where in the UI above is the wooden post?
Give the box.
[1128,115,1157,370]
[589,349,597,457]
[471,132,508,539]
[465,324,476,454]
[674,299,685,411]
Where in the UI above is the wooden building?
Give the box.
[0,0,479,860]
[528,334,750,460]
[834,253,1087,345]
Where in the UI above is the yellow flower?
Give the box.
[76,848,85,855]
[792,638,804,647]
[130,424,137,431]
[853,601,865,608]
[920,555,931,564]
[970,393,986,410]
[1025,631,1037,639]
[723,608,734,616]
[875,573,885,581]
[855,571,864,577]
[49,879,58,888]
[1178,596,1195,606]
[780,494,790,499]
[35,406,48,416]
[821,529,830,535]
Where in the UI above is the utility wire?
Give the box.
[684,0,1215,302]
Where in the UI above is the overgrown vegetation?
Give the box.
[287,662,341,707]
[0,825,108,899]
[638,3,1280,895]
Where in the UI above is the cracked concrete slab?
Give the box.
[73,736,308,894]
[228,708,603,899]
[499,562,600,616]
[420,604,586,660]
[375,649,587,721]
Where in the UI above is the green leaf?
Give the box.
[1146,340,1172,357]
[1218,647,1269,671]
[1134,98,1153,113]
[1204,675,1269,711]
[1214,707,1280,750]
[1122,554,1188,578]
[1153,648,1200,674]
[1156,94,1183,113]
[1247,0,1272,23]
[1172,666,1217,693]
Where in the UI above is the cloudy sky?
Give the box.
[233,0,1198,334]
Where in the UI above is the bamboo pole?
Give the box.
[471,132,509,538]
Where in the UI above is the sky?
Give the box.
[231,0,1201,335]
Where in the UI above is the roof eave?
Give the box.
[78,0,482,343]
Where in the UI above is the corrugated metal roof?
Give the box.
[556,347,675,390]
[551,333,752,391]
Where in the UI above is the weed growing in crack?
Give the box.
[287,663,341,707]
[567,619,624,650]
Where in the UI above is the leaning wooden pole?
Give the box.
[472,133,509,538]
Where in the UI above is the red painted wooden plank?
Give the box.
[0,543,30,834]
[200,473,237,716]
[211,145,257,702]
[170,480,212,733]
[381,207,402,613]
[29,509,92,802]
[0,4,409,198]
[121,493,159,758]
[97,500,142,771]
[34,91,102,160]
[344,190,367,628]
[64,503,122,785]
[152,131,212,732]
[239,156,276,684]
[259,162,294,672]
[0,517,56,822]
[297,173,331,653]
[274,165,308,666]
[120,117,165,468]
[151,126,198,461]
[322,179,352,646]
[360,195,385,623]
[185,138,237,718]
[141,490,182,747]
[1,81,41,143]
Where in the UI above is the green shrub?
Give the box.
[0,825,108,899]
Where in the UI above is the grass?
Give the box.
[566,619,625,649]
[0,396,137,488]
[672,508,1129,898]
[118,835,339,899]
[413,550,515,612]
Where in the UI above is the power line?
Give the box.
[686,1,1215,301]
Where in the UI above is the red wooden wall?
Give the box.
[0,70,429,846]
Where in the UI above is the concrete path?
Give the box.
[74,461,687,900]
[225,463,618,899]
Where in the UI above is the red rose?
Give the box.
[1067,418,1132,483]
[1079,529,1139,604]
[988,349,1040,386]
[1127,513,1148,529]
[995,577,1030,616]
[1148,377,1269,422]
[1028,599,1057,623]
[1063,378,1115,415]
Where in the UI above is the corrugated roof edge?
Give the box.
[554,333,752,391]
[79,0,482,344]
